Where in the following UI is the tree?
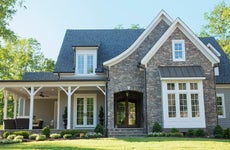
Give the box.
[114,24,142,29]
[0,0,25,42]
[200,1,230,58]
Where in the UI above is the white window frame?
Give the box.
[216,93,226,118]
[75,48,97,76]
[172,40,185,61]
[162,80,206,128]
[73,94,97,128]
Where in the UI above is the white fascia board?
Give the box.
[103,10,173,68]
[160,77,206,81]
[207,43,221,57]
[141,18,220,67]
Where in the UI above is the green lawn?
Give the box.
[0,137,229,150]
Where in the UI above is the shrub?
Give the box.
[94,124,104,134]
[223,128,230,139]
[63,134,72,139]
[3,131,12,138]
[147,132,165,137]
[42,126,50,138]
[60,130,86,138]
[195,129,205,137]
[213,125,223,138]
[14,135,24,140]
[36,134,46,141]
[186,129,195,137]
[152,122,162,132]
[7,134,16,140]
[50,133,61,139]
[84,132,102,138]
[170,128,179,133]
[0,139,22,144]
[29,134,39,140]
[13,131,30,139]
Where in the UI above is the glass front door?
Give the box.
[74,95,96,127]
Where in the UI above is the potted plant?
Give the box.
[99,106,104,126]
[62,106,67,129]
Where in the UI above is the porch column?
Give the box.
[56,89,60,129]
[3,90,9,119]
[13,94,18,119]
[24,86,42,130]
[60,86,79,129]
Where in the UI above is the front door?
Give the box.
[114,91,143,128]
[74,94,96,127]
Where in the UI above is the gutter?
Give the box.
[137,63,148,134]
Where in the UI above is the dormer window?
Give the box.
[75,47,97,75]
[172,40,185,61]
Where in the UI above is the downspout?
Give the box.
[213,63,219,125]
[137,63,148,134]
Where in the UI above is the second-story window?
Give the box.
[172,40,185,61]
[76,48,97,75]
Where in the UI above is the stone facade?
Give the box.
[107,21,217,136]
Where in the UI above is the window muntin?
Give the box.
[167,83,175,90]
[172,40,185,61]
[180,94,188,117]
[216,94,225,118]
[168,94,176,118]
[76,49,97,75]
[191,94,200,117]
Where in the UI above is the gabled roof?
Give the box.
[199,37,230,84]
[141,18,220,67]
[103,10,173,68]
[54,29,144,73]
[23,72,59,81]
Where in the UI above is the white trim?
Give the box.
[161,77,206,81]
[172,40,185,61]
[103,10,173,68]
[141,18,220,67]
[216,93,226,118]
[162,80,206,128]
[216,84,230,89]
[73,94,97,128]
[214,67,219,76]
[207,43,221,57]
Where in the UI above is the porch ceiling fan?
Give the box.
[39,92,49,97]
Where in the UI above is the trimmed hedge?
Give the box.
[60,130,86,138]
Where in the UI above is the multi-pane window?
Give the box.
[172,40,185,61]
[165,82,201,119]
[216,94,225,118]
[76,49,97,75]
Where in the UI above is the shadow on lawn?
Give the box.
[115,137,230,143]
[0,145,97,150]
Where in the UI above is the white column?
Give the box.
[13,94,18,119]
[3,91,8,119]
[67,86,71,129]
[57,89,60,129]
[29,87,35,130]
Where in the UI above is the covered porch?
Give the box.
[0,80,107,131]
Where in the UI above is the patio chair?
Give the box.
[33,120,43,129]
[3,119,16,129]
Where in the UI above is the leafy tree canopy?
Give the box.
[200,1,230,58]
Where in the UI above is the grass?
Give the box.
[0,137,229,150]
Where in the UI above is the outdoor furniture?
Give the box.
[33,120,43,129]
[3,119,16,129]
[15,118,29,129]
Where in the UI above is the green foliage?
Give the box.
[50,133,61,139]
[147,132,183,137]
[35,134,46,141]
[7,134,16,140]
[13,131,29,139]
[60,130,86,138]
[99,106,104,125]
[170,128,179,133]
[63,134,72,139]
[3,131,12,138]
[84,132,103,138]
[213,125,223,138]
[14,135,23,140]
[29,134,39,140]
[195,129,205,137]
[186,129,195,137]
[152,122,162,132]
[41,126,50,138]
[223,128,230,139]
[94,124,104,134]
[200,1,230,58]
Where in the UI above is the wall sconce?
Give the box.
[126,91,129,97]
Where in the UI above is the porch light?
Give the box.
[126,91,129,97]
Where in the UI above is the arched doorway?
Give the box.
[114,91,143,128]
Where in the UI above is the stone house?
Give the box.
[0,10,229,136]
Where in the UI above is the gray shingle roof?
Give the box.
[54,29,144,73]
[158,66,205,78]
[199,37,230,84]
[23,72,59,81]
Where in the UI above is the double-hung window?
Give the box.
[75,48,97,75]
[172,40,185,61]
[216,94,225,118]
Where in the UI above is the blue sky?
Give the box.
[9,0,229,61]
